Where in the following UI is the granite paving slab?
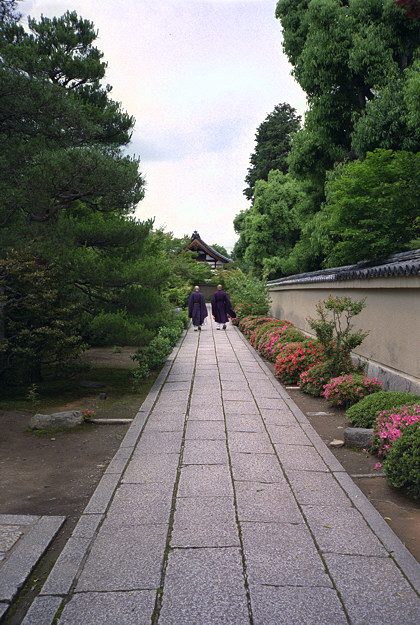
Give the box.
[182,439,229,465]
[241,521,332,588]
[286,470,352,507]
[301,504,388,556]
[159,548,249,625]
[58,590,156,625]
[76,524,168,591]
[266,424,311,445]
[122,453,179,484]
[324,553,420,624]
[103,482,174,525]
[185,420,226,439]
[224,414,265,432]
[171,496,240,548]
[249,585,348,625]
[235,481,302,523]
[230,452,286,483]
[178,464,233,498]
[228,431,275,454]
[275,443,329,471]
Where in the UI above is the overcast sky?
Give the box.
[20,0,306,251]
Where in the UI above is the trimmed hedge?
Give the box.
[346,391,420,428]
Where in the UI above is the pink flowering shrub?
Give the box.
[372,404,420,458]
[275,341,325,384]
[250,320,292,347]
[322,374,382,408]
[382,423,420,501]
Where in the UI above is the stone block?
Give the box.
[178,464,233,498]
[103,483,174,526]
[182,440,228,465]
[275,444,328,472]
[41,537,92,595]
[301,504,387,557]
[287,470,351,507]
[185,420,226,440]
[230,453,285,484]
[76,524,168,591]
[21,596,63,625]
[122,453,179,484]
[29,410,83,430]
[265,424,310,446]
[228,431,274,454]
[343,427,374,449]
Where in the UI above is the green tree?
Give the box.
[211,243,229,258]
[276,0,420,187]
[0,8,170,382]
[240,171,304,279]
[244,103,301,201]
[318,149,420,265]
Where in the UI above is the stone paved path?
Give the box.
[21,312,420,624]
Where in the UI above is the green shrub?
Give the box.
[145,335,172,370]
[176,310,190,329]
[224,268,270,319]
[383,423,420,501]
[88,312,154,346]
[346,391,420,428]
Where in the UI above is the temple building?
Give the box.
[184,231,232,270]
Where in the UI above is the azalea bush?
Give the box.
[250,320,293,348]
[299,360,355,397]
[382,423,420,501]
[323,374,382,408]
[257,326,307,362]
[372,404,420,458]
[238,315,272,337]
[346,391,420,428]
[275,341,324,384]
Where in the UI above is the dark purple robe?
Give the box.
[211,290,234,323]
[188,291,208,326]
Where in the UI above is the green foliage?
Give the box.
[239,172,305,279]
[87,312,154,347]
[346,391,420,428]
[223,268,270,319]
[0,248,86,384]
[211,243,229,257]
[319,150,420,265]
[383,423,420,500]
[244,103,301,201]
[307,295,368,375]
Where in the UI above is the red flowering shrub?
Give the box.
[238,316,273,338]
[275,341,325,384]
[299,359,356,396]
[250,320,293,348]
[322,374,382,408]
[257,326,307,362]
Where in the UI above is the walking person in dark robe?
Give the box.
[211,284,235,330]
[188,285,208,331]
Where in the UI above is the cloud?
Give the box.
[20,0,307,251]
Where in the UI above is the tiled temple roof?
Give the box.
[267,249,420,287]
[186,231,232,263]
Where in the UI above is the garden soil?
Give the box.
[1,347,419,623]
